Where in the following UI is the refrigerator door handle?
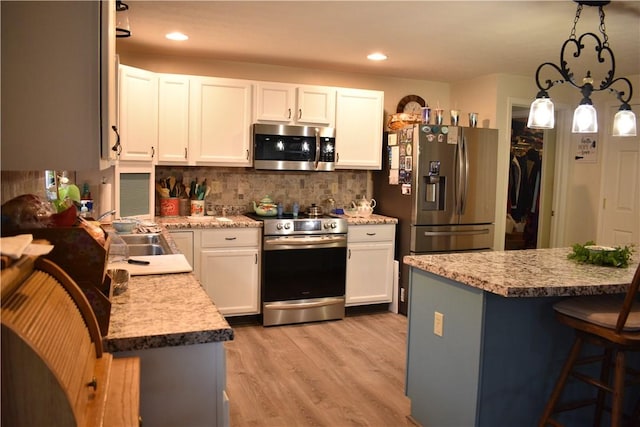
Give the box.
[460,136,469,215]
[422,229,490,236]
[456,138,465,215]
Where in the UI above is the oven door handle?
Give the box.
[264,235,347,250]
[264,297,344,310]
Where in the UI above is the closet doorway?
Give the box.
[505,106,556,250]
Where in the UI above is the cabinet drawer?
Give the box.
[201,228,260,248]
[348,224,395,243]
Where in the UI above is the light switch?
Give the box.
[434,311,444,337]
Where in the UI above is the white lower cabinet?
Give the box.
[199,228,261,316]
[170,230,194,269]
[346,224,395,306]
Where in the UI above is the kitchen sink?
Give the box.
[118,233,172,256]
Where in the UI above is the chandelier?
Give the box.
[527,1,636,137]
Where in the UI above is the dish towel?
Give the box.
[1,234,33,259]
[0,234,54,259]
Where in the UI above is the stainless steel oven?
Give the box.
[247,213,347,326]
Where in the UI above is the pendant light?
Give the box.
[115,0,131,38]
[528,1,636,137]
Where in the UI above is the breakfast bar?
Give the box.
[403,248,638,427]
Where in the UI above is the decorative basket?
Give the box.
[387,113,422,130]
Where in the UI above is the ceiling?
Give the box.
[117,1,640,84]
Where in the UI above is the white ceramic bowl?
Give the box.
[112,219,138,233]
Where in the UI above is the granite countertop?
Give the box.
[157,213,398,228]
[404,247,639,298]
[157,215,263,230]
[334,213,398,225]
[103,225,234,353]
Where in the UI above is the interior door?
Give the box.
[598,103,640,246]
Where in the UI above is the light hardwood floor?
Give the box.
[224,311,412,427]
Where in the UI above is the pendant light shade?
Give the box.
[572,104,598,133]
[612,109,637,137]
[528,97,555,129]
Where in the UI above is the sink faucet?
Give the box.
[95,209,116,222]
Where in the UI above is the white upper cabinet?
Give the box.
[255,83,335,126]
[118,65,158,162]
[335,88,384,170]
[157,74,190,164]
[1,0,116,171]
[189,76,253,166]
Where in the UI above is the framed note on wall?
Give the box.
[575,136,597,163]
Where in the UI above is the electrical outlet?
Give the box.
[331,182,339,194]
[400,287,405,302]
[211,181,221,193]
[434,311,444,337]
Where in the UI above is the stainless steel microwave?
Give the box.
[253,124,336,171]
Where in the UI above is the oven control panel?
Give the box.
[264,218,347,235]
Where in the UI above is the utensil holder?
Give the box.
[160,198,179,216]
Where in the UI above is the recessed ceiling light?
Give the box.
[367,52,388,61]
[166,32,189,41]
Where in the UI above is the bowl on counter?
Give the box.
[112,219,139,233]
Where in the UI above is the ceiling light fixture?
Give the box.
[166,32,189,41]
[367,52,388,61]
[115,0,131,38]
[528,0,636,137]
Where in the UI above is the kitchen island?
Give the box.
[403,248,638,427]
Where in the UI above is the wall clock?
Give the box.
[396,95,426,114]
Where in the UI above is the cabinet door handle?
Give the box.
[184,147,188,159]
[225,237,237,241]
[298,108,302,120]
[151,146,155,158]
[255,253,258,264]
[366,232,377,236]
[348,248,351,259]
[246,149,249,160]
[111,125,122,155]
[86,377,98,391]
[288,108,292,119]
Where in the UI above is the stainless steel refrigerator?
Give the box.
[373,124,498,314]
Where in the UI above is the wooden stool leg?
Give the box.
[611,350,625,427]
[594,348,613,427]
[539,336,584,427]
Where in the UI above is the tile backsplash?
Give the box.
[1,171,49,204]
[156,166,369,215]
[2,168,371,216]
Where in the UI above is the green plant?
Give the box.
[567,241,635,268]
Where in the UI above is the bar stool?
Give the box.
[539,263,640,427]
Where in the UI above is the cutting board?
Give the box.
[107,254,192,276]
